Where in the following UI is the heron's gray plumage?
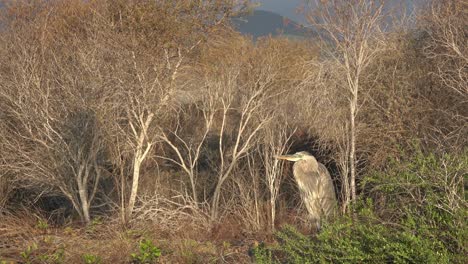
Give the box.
[276,151,337,227]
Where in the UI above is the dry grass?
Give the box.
[0,212,259,263]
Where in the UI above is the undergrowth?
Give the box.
[253,149,467,263]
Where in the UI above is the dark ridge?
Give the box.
[231,10,312,39]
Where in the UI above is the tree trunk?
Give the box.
[270,196,276,231]
[211,184,222,220]
[349,96,357,202]
[341,165,350,213]
[78,189,91,224]
[68,193,86,224]
[190,176,198,205]
[125,114,154,223]
[126,154,142,222]
[210,163,236,221]
[119,167,127,224]
[77,164,91,224]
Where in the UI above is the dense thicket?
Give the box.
[0,0,466,263]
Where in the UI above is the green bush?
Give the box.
[251,242,274,264]
[254,149,466,263]
[130,239,162,264]
[36,219,49,230]
[38,247,65,264]
[82,253,102,264]
[255,214,450,263]
[19,243,65,264]
[363,147,467,262]
[20,243,38,264]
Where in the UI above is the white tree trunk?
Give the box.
[211,181,223,220]
[126,154,142,221]
[78,188,91,223]
[125,113,154,223]
[349,93,357,201]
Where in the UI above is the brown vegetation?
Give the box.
[0,0,466,263]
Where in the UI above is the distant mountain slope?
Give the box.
[232,10,310,39]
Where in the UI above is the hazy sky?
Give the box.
[254,0,427,25]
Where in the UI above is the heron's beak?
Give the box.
[275,154,299,161]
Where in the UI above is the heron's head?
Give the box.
[275,151,315,162]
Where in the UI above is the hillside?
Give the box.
[232,10,311,39]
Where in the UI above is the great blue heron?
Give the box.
[276,151,337,228]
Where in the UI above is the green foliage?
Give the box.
[254,149,466,264]
[313,214,449,263]
[38,247,65,264]
[251,242,276,264]
[36,219,49,230]
[363,147,467,262]
[19,242,65,264]
[255,217,450,264]
[130,239,161,264]
[85,217,103,235]
[82,253,102,264]
[20,243,38,264]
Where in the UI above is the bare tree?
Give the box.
[233,160,264,231]
[103,48,182,223]
[422,0,467,97]
[94,0,247,224]
[208,69,275,221]
[307,0,387,210]
[260,125,294,230]
[156,90,216,206]
[0,56,105,224]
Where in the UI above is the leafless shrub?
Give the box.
[0,174,13,210]
[0,0,249,225]
[259,125,295,230]
[156,88,217,207]
[306,0,388,211]
[94,0,247,224]
[132,194,211,232]
[421,0,467,97]
[203,67,276,221]
[0,30,107,223]
[228,167,267,232]
[417,0,468,150]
